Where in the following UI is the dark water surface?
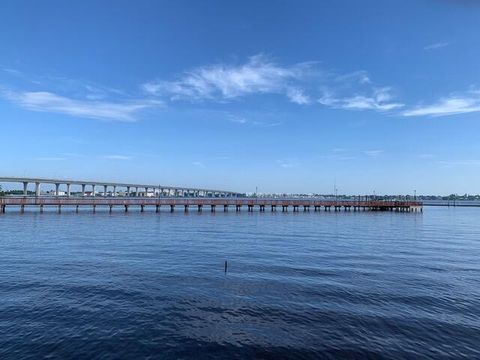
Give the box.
[1,207,479,359]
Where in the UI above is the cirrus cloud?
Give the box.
[2,89,161,121]
[142,54,315,104]
[403,89,480,117]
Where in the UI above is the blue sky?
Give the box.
[1,0,480,195]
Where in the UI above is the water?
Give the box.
[1,207,479,359]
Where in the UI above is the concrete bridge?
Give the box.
[0,196,423,214]
[0,177,242,198]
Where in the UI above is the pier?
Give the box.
[0,196,422,214]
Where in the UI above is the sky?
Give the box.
[1,0,480,195]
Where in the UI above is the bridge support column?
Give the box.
[126,186,130,196]
[104,185,108,197]
[81,184,86,196]
[55,183,60,196]
[67,184,71,197]
[23,182,28,196]
[92,185,96,197]
[113,186,117,197]
[35,182,41,197]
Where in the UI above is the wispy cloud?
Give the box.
[424,42,449,50]
[142,54,314,104]
[192,161,206,168]
[436,159,480,167]
[335,70,371,84]
[2,90,160,121]
[403,89,480,117]
[228,114,248,124]
[319,87,404,112]
[286,88,311,104]
[276,159,296,168]
[224,112,282,127]
[363,150,383,157]
[2,68,23,76]
[101,155,132,160]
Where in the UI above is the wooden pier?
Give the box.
[0,196,423,214]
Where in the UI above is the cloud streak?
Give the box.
[2,90,161,121]
[319,87,403,112]
[363,150,383,157]
[101,155,132,160]
[403,90,480,117]
[424,42,449,50]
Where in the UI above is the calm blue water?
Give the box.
[1,207,479,359]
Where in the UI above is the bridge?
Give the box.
[0,176,242,198]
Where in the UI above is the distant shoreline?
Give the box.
[423,200,480,207]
